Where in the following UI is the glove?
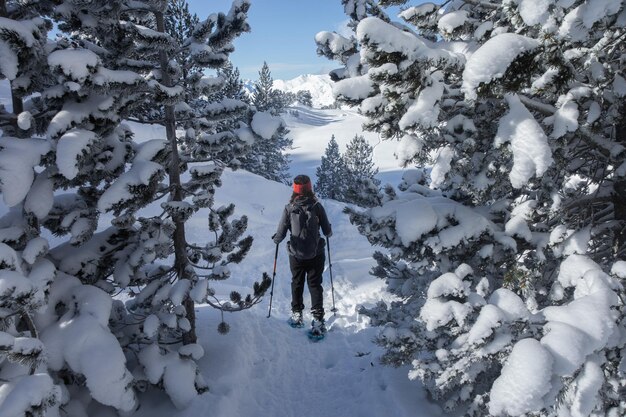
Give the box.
[325,231,333,238]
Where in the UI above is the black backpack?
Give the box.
[288,201,321,260]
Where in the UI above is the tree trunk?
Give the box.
[614,107,626,255]
[155,10,196,344]
[11,86,24,115]
[615,179,626,252]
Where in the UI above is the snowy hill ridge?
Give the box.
[273,74,336,108]
[242,74,336,108]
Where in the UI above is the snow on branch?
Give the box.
[494,94,553,188]
[357,17,463,67]
[462,33,540,101]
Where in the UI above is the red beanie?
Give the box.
[293,180,312,194]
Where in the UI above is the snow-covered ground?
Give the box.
[119,107,438,417]
[284,105,403,186]
[0,76,436,415]
[124,169,441,417]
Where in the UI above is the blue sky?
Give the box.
[188,0,352,81]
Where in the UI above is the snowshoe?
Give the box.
[307,319,326,341]
[288,311,304,328]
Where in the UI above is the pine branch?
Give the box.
[517,94,556,115]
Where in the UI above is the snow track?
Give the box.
[87,108,440,417]
[189,302,441,417]
[130,168,441,417]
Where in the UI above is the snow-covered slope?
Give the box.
[118,115,436,417]
[125,168,441,417]
[273,74,336,108]
[244,74,336,108]
[283,105,403,186]
[0,78,433,416]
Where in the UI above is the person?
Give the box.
[273,174,332,336]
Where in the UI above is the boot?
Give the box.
[310,318,326,336]
[288,310,304,328]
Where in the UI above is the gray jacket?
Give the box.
[273,196,332,259]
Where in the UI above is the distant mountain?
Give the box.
[241,79,256,98]
[241,74,337,109]
[273,74,336,108]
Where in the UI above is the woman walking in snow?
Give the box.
[273,175,332,336]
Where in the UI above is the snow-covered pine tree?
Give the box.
[343,134,380,207]
[296,89,313,107]
[0,1,143,414]
[241,61,292,183]
[315,135,348,201]
[0,0,52,137]
[220,61,248,102]
[0,0,271,412]
[166,0,200,103]
[252,61,276,113]
[71,0,271,408]
[319,0,626,415]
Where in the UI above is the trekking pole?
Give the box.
[267,243,279,318]
[326,237,337,314]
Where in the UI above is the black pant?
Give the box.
[289,252,325,319]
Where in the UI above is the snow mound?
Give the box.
[489,338,554,415]
[357,17,462,67]
[56,128,97,180]
[0,374,61,417]
[41,274,137,412]
[48,48,100,82]
[250,111,283,140]
[370,194,493,250]
[494,94,553,188]
[0,137,50,207]
[462,33,540,100]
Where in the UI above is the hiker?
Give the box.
[272,174,332,336]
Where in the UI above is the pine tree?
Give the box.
[81,0,270,407]
[242,63,292,183]
[343,134,380,207]
[315,135,347,201]
[253,61,274,112]
[220,61,248,101]
[0,1,139,414]
[252,61,287,114]
[275,89,296,109]
[296,90,313,107]
[166,0,200,80]
[319,0,626,415]
[167,0,199,41]
[0,0,271,412]
[239,111,292,183]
